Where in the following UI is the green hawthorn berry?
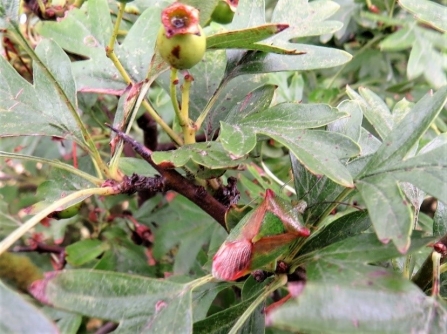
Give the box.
[211,0,236,24]
[50,201,83,219]
[156,3,206,70]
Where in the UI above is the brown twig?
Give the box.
[94,322,118,334]
[12,243,64,254]
[135,113,159,204]
[106,125,227,229]
[12,242,66,270]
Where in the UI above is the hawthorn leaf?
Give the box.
[380,139,447,204]
[25,168,96,216]
[192,283,227,322]
[0,39,84,143]
[220,102,359,186]
[118,157,158,177]
[95,227,155,276]
[194,277,274,334]
[207,24,301,55]
[269,265,447,333]
[203,74,269,132]
[434,201,447,237]
[229,0,266,29]
[407,37,447,88]
[399,0,447,33]
[241,103,347,131]
[407,37,428,80]
[0,0,19,28]
[267,0,342,43]
[0,150,102,185]
[379,26,416,51]
[327,100,363,142]
[225,45,352,79]
[360,86,447,175]
[356,174,413,252]
[220,103,349,157]
[353,89,447,253]
[219,123,256,158]
[298,211,371,255]
[151,142,243,170]
[0,199,19,238]
[29,270,194,333]
[0,281,58,334]
[267,130,358,187]
[357,128,382,156]
[52,311,82,334]
[221,0,351,78]
[379,24,447,88]
[138,195,215,276]
[36,0,161,92]
[351,90,447,252]
[320,0,359,42]
[346,86,393,140]
[391,98,413,124]
[193,295,260,334]
[223,84,276,124]
[139,292,193,334]
[306,232,434,263]
[65,239,110,266]
[291,153,343,222]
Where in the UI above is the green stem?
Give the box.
[36,0,46,16]
[105,14,181,173]
[181,76,195,144]
[170,69,183,125]
[108,79,183,176]
[0,187,117,255]
[142,99,183,146]
[388,0,396,18]
[106,2,132,85]
[431,251,441,297]
[228,275,288,334]
[195,88,221,131]
[107,51,132,84]
[261,161,295,195]
[108,2,126,53]
[186,274,215,291]
[403,254,415,279]
[317,187,354,226]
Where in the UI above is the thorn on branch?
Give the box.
[106,124,153,164]
[105,125,228,228]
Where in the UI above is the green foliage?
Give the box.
[0,0,446,333]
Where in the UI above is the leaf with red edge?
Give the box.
[29,270,195,333]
